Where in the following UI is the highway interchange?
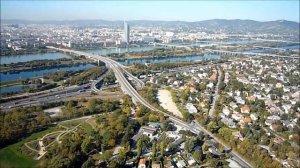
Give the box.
[1,47,253,168]
[46,47,253,168]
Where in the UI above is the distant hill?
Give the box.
[2,19,299,34]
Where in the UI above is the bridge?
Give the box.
[47,46,252,168]
[206,49,299,59]
[47,46,145,90]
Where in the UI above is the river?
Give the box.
[0,64,95,82]
[0,52,69,65]
[0,44,297,95]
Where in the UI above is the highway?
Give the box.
[0,85,89,110]
[45,47,252,168]
[1,47,252,168]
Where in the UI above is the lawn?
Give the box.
[80,122,94,134]
[0,126,60,168]
[59,118,88,128]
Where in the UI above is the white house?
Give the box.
[186,103,197,113]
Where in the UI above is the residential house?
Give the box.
[222,106,231,116]
[250,113,258,121]
[235,96,245,105]
[132,126,158,141]
[186,103,197,113]
[241,105,250,114]
[265,119,274,126]
[138,158,146,168]
[270,124,280,131]
[221,118,236,128]
[232,112,244,121]
[176,160,187,168]
[239,117,252,127]
[229,102,238,110]
[267,115,281,121]
[187,157,196,166]
[273,137,284,144]
[208,147,221,156]
[232,131,244,141]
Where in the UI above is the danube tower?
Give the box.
[124,21,130,44]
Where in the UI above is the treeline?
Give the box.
[139,84,158,104]
[0,107,51,147]
[44,70,84,82]
[1,57,92,73]
[108,48,204,59]
[128,62,201,77]
[63,67,106,86]
[57,98,120,120]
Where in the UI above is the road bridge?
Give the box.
[206,49,299,59]
[47,46,252,168]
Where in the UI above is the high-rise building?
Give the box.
[124,21,130,44]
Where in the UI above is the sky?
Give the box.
[1,1,299,22]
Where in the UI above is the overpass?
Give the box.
[47,46,252,168]
[47,46,144,89]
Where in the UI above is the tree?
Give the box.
[117,148,127,166]
[137,135,150,157]
[192,151,202,163]
[160,140,166,156]
[152,139,157,160]
[207,121,219,133]
[184,138,194,153]
[87,99,96,113]
[108,139,116,147]
[81,157,95,168]
[101,150,113,164]
[81,137,92,154]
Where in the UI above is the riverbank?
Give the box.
[107,47,205,60]
[1,48,55,56]
[0,57,94,73]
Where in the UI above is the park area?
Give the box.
[0,117,95,168]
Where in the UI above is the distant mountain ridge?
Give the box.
[2,19,299,34]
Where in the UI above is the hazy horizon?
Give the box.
[1,1,299,22]
[2,18,299,23]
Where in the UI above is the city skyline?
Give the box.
[1,1,299,22]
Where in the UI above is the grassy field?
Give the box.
[0,126,60,168]
[0,117,97,168]
[80,122,94,134]
[0,79,22,87]
[59,118,88,128]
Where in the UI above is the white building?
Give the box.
[186,103,197,113]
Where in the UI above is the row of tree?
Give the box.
[0,107,51,147]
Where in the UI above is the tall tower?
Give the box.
[124,21,130,44]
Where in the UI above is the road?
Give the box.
[0,85,89,110]
[209,66,222,117]
[0,65,114,111]
[6,47,252,168]
[48,47,252,168]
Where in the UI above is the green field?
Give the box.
[0,79,22,87]
[59,118,88,128]
[0,118,96,168]
[0,126,59,168]
[80,122,94,134]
